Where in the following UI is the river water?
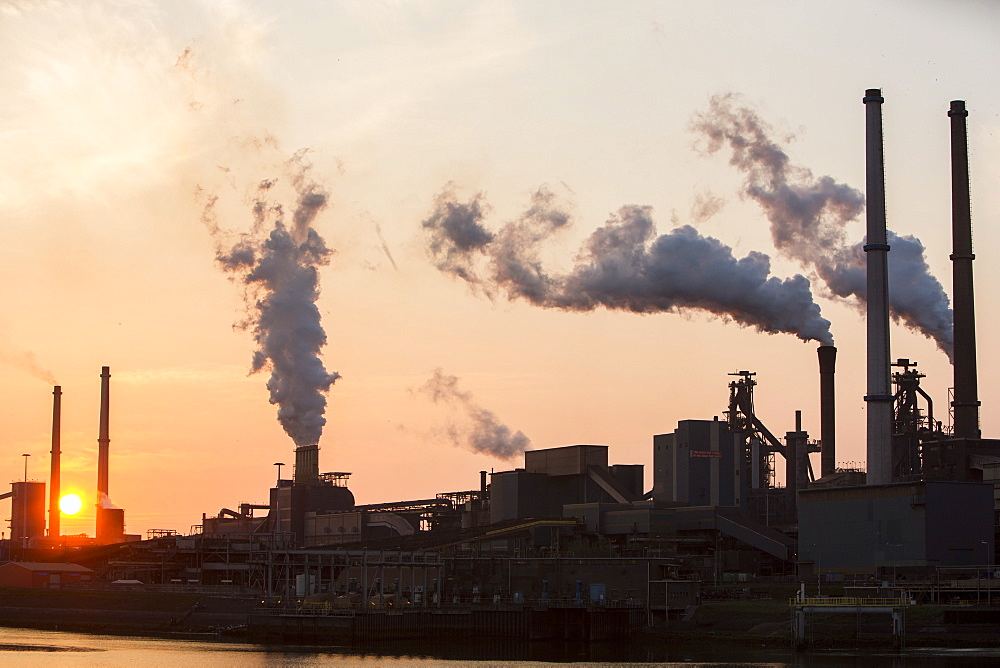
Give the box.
[2,627,999,666]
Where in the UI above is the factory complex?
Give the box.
[2,92,999,643]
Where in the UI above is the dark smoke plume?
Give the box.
[423,185,833,344]
[418,369,530,460]
[692,93,954,359]
[212,152,340,446]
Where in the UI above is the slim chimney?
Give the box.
[795,410,810,489]
[817,345,837,477]
[294,443,319,484]
[863,88,893,485]
[784,410,807,519]
[97,366,111,498]
[949,100,981,439]
[49,385,62,538]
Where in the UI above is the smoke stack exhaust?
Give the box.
[48,385,62,538]
[863,88,893,485]
[949,100,981,439]
[97,366,110,498]
[817,345,837,477]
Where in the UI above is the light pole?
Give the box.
[887,543,902,590]
[983,540,992,606]
[22,453,30,482]
[813,544,821,597]
[714,531,720,587]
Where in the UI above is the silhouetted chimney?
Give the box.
[863,88,892,484]
[97,366,111,498]
[949,100,981,439]
[785,411,807,518]
[49,385,62,538]
[817,346,837,477]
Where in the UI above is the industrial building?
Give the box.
[0,562,94,589]
[3,91,999,627]
[652,418,742,508]
[490,445,642,522]
[799,481,994,574]
[1,369,136,554]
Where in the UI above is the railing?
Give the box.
[256,604,357,617]
[789,597,908,607]
[257,596,646,616]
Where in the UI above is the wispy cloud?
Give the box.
[115,364,254,385]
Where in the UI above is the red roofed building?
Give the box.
[0,562,95,589]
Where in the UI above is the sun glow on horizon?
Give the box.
[59,493,83,515]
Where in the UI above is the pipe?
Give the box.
[49,385,62,538]
[97,366,111,498]
[949,100,981,439]
[863,88,893,485]
[817,345,837,477]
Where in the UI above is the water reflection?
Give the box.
[2,627,999,666]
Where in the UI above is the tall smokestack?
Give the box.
[863,89,893,485]
[294,443,319,484]
[949,100,981,439]
[817,345,837,477]
[97,366,110,498]
[48,385,62,538]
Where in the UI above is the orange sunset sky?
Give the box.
[2,1,1000,537]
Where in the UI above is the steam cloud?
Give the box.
[0,346,57,385]
[692,93,954,359]
[418,369,530,460]
[423,186,833,344]
[211,152,340,446]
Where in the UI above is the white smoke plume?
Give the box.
[418,369,530,460]
[692,93,954,360]
[212,153,341,447]
[0,343,57,385]
[423,185,833,344]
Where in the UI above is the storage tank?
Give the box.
[11,481,46,540]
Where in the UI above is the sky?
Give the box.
[2,0,999,538]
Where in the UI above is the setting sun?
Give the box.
[59,493,83,516]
